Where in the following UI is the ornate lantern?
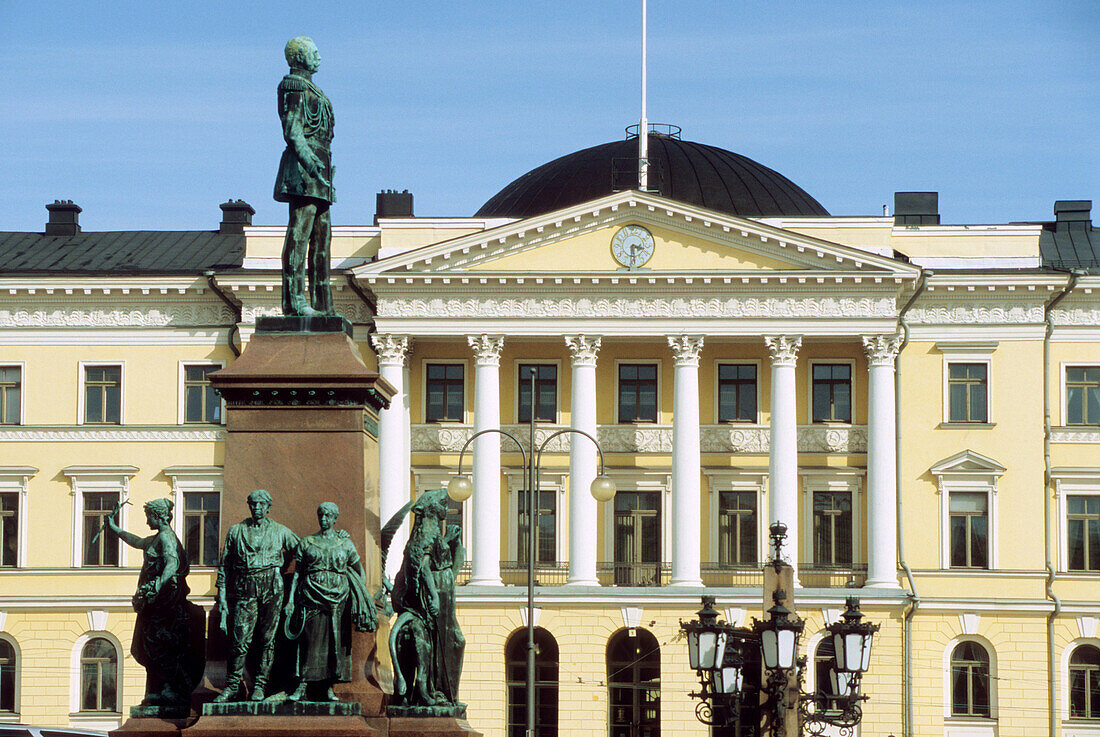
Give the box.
[683,597,731,672]
[826,597,878,690]
[756,590,804,671]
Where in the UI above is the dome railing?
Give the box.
[626,122,682,140]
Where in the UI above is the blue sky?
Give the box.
[2,1,1096,231]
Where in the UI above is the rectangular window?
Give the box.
[613,491,661,585]
[618,364,658,423]
[183,365,222,423]
[718,491,756,565]
[425,364,464,423]
[0,366,21,425]
[84,365,121,424]
[0,493,17,567]
[517,490,556,564]
[947,363,988,423]
[1067,367,1100,426]
[183,492,220,567]
[517,364,557,423]
[812,492,852,567]
[717,364,757,422]
[1068,495,1100,572]
[811,364,851,423]
[83,492,119,566]
[949,492,989,568]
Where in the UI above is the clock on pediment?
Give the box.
[611,225,655,269]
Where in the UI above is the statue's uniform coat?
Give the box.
[274,74,335,205]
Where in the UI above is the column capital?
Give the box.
[862,334,902,367]
[565,334,602,366]
[764,335,802,366]
[468,334,504,365]
[370,333,411,366]
[667,334,704,366]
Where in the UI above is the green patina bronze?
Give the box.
[213,489,299,703]
[105,498,205,717]
[383,489,468,718]
[284,501,377,703]
[275,36,336,319]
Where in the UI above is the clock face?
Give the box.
[611,225,655,268]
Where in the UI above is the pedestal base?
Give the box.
[256,314,352,336]
[109,715,193,737]
[183,714,379,737]
[202,700,362,717]
[387,716,483,737]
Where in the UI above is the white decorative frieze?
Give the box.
[906,303,1045,325]
[1051,427,1100,444]
[0,303,236,328]
[379,295,897,321]
[565,334,601,365]
[410,423,869,454]
[0,426,225,442]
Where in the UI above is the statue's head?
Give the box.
[144,498,173,526]
[411,488,450,521]
[247,489,273,521]
[317,501,339,530]
[285,36,320,73]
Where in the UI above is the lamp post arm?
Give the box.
[533,427,606,477]
[453,427,527,477]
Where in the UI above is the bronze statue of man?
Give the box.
[214,489,299,702]
[274,36,335,318]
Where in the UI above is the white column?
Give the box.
[765,335,801,581]
[863,335,902,588]
[669,335,704,586]
[565,335,601,585]
[370,334,411,579]
[468,334,505,586]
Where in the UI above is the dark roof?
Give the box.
[476,133,829,219]
[0,231,245,273]
[1038,200,1099,273]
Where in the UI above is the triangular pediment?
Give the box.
[355,190,918,278]
[930,449,1007,477]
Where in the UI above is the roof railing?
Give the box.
[625,122,682,140]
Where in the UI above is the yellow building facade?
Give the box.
[0,163,1098,737]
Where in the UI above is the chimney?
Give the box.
[1054,200,1092,231]
[45,200,82,236]
[219,199,255,234]
[893,192,940,226]
[374,189,414,225]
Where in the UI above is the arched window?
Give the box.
[950,641,991,718]
[79,637,118,712]
[608,628,660,737]
[1069,644,1100,720]
[0,636,16,714]
[505,627,559,737]
[814,637,837,712]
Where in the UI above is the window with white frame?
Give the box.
[716,362,758,423]
[164,466,223,568]
[617,363,659,423]
[705,471,766,567]
[1054,471,1100,574]
[80,363,123,425]
[78,637,118,713]
[506,471,563,565]
[1065,365,1100,427]
[801,470,863,571]
[810,362,852,423]
[0,365,23,425]
[601,472,670,587]
[0,634,17,717]
[937,342,996,425]
[180,363,224,424]
[949,640,993,718]
[63,466,137,568]
[932,450,1004,570]
[516,362,558,423]
[424,362,465,423]
[0,467,34,569]
[1068,643,1100,721]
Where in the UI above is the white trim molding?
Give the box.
[936,342,997,425]
[62,466,138,568]
[1060,637,1100,728]
[932,450,1006,570]
[800,468,865,569]
[942,634,999,731]
[77,361,125,426]
[0,467,36,568]
[703,469,768,565]
[1051,468,1100,573]
[69,630,123,730]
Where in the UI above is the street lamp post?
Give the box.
[448,367,615,737]
[681,522,880,736]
